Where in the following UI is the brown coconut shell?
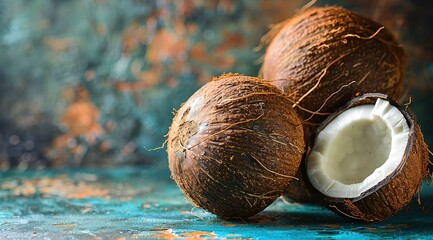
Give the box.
[262,6,406,128]
[167,74,305,219]
[283,166,322,203]
[303,93,429,222]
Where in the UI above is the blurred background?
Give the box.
[0,0,432,170]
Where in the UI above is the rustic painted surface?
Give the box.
[0,0,432,169]
[0,167,432,239]
[0,0,305,169]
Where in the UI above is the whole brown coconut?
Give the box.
[305,93,429,222]
[262,6,406,127]
[167,74,305,219]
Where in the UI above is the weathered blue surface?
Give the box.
[1,167,432,239]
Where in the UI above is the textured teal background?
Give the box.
[0,0,432,169]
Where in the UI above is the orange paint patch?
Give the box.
[65,185,108,199]
[43,37,75,52]
[165,77,178,88]
[215,32,246,54]
[222,223,236,227]
[61,100,102,142]
[122,21,147,54]
[152,229,180,239]
[147,29,187,64]
[190,42,235,70]
[52,223,77,227]
[84,70,96,81]
[14,182,37,196]
[190,43,209,63]
[214,55,235,69]
[2,175,109,199]
[114,64,162,92]
[181,231,216,239]
[50,86,103,159]
[134,63,161,88]
[1,182,18,189]
[141,204,151,209]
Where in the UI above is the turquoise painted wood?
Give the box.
[0,167,432,239]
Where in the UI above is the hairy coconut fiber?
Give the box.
[308,94,429,222]
[262,6,406,126]
[167,74,305,219]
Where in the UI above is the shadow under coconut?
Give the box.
[255,210,344,226]
[237,193,433,237]
[225,199,345,226]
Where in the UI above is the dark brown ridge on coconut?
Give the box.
[167,74,305,219]
[284,166,321,203]
[305,93,429,222]
[262,6,406,128]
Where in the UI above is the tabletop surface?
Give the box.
[0,166,432,239]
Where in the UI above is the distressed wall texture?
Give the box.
[0,0,432,169]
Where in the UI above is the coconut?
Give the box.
[304,93,429,222]
[167,74,305,219]
[261,6,407,203]
[262,6,406,127]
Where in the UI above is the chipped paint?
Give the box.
[181,230,216,239]
[151,229,180,239]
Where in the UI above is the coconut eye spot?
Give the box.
[307,98,410,199]
[323,117,392,184]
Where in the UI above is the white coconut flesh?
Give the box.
[307,98,410,199]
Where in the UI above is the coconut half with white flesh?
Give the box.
[306,93,429,222]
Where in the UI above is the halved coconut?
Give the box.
[306,93,429,222]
